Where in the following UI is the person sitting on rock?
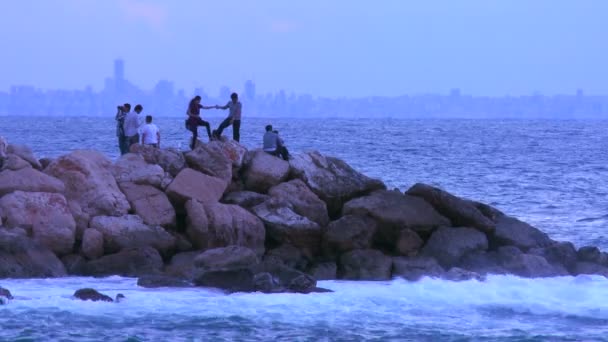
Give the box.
[263,125,289,161]
[140,115,160,148]
[186,95,215,149]
[213,92,242,142]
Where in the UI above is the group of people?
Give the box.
[115,104,160,155]
[114,91,289,161]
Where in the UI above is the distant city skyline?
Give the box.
[1,59,606,119]
[1,1,607,97]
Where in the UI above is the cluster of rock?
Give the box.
[1,139,608,294]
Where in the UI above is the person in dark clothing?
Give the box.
[262,125,289,161]
[186,96,215,149]
[213,92,242,142]
[115,103,131,155]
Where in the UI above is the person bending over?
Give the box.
[263,125,289,161]
[186,95,214,149]
[214,92,242,142]
[141,115,160,148]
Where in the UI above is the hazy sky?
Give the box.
[1,0,606,97]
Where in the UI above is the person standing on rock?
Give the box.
[115,103,131,155]
[123,104,141,150]
[141,115,161,148]
[213,92,242,142]
[186,95,215,149]
[263,125,289,161]
[0,136,7,169]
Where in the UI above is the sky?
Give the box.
[0,0,607,97]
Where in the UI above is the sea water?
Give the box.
[1,117,608,340]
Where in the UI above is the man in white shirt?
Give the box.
[123,105,141,149]
[140,115,160,148]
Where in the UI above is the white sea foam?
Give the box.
[1,276,608,340]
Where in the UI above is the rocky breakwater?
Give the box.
[1,139,608,295]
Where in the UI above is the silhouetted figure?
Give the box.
[214,92,242,142]
[0,136,7,169]
[141,115,160,148]
[263,125,289,161]
[123,104,141,150]
[186,96,214,149]
[115,103,131,155]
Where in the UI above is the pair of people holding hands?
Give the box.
[186,93,242,149]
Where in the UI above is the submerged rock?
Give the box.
[0,286,13,304]
[73,288,122,302]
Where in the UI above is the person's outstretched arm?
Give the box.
[201,105,215,109]
[217,102,230,110]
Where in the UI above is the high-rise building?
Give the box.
[114,59,125,81]
[244,80,256,102]
[114,59,125,94]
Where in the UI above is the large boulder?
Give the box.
[392,256,445,281]
[323,215,377,255]
[221,191,269,209]
[119,182,176,227]
[79,247,163,277]
[194,245,259,270]
[44,150,130,233]
[203,202,266,255]
[406,183,495,234]
[185,143,233,184]
[252,198,323,256]
[81,228,104,260]
[112,153,165,188]
[289,151,386,216]
[308,262,338,280]
[73,288,114,302]
[185,200,265,254]
[421,227,488,268]
[130,145,186,177]
[165,168,227,205]
[6,144,41,170]
[243,150,290,193]
[265,244,309,270]
[193,246,259,292]
[165,251,200,279]
[0,228,67,278]
[89,215,176,255]
[1,154,31,171]
[343,190,450,243]
[0,191,76,255]
[0,168,64,197]
[395,229,424,256]
[529,241,578,272]
[268,179,330,226]
[339,249,392,280]
[491,216,552,251]
[496,246,569,277]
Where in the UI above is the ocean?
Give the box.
[1,116,608,341]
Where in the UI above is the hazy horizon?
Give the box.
[1,0,607,98]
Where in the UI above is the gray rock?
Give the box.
[421,227,488,268]
[392,256,445,281]
[80,247,163,277]
[308,262,337,280]
[222,191,269,209]
[406,183,495,234]
[289,151,386,216]
[194,246,259,271]
[492,215,552,251]
[323,215,377,255]
[340,249,392,280]
[73,288,114,302]
[0,228,66,278]
[243,149,290,193]
[343,191,450,243]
